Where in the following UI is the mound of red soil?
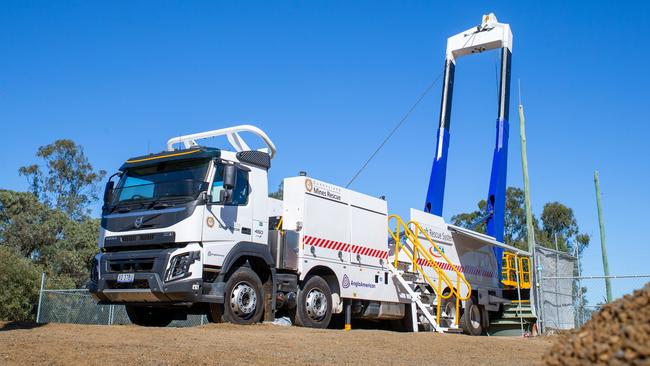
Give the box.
[543,282,650,365]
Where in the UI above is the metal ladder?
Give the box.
[387,215,472,333]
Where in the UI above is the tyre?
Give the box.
[222,267,264,325]
[125,305,173,327]
[395,302,416,332]
[206,303,224,323]
[439,294,459,328]
[460,297,484,336]
[295,275,332,329]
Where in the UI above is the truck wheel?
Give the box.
[460,297,483,336]
[439,295,459,328]
[394,302,416,332]
[295,275,332,329]
[125,305,173,327]
[206,303,224,323]
[223,267,264,325]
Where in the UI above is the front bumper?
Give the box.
[90,247,203,304]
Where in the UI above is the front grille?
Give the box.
[107,279,150,289]
[121,233,155,242]
[108,259,155,272]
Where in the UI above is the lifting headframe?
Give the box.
[424,13,513,266]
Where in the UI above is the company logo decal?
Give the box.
[134,216,144,229]
[342,274,350,288]
[341,274,376,289]
[206,216,215,228]
[428,246,444,258]
[305,179,342,201]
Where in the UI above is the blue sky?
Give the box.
[1,1,648,305]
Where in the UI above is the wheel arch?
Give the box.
[221,242,274,283]
[303,265,340,297]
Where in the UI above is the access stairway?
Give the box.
[387,215,471,333]
[488,300,536,336]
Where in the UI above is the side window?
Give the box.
[231,169,249,205]
[211,165,225,202]
[210,165,249,206]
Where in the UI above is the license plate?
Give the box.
[117,273,135,283]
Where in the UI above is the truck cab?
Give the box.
[90,126,280,326]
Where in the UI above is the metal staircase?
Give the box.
[387,215,471,333]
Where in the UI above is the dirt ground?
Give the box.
[543,282,650,365]
[0,321,552,366]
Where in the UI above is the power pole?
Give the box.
[518,101,536,254]
[517,84,544,331]
[594,171,613,302]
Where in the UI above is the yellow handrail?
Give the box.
[501,252,531,289]
[388,214,472,327]
[407,220,472,301]
[389,216,455,299]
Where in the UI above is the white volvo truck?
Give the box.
[90,124,531,334]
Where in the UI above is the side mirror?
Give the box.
[219,188,233,204]
[103,181,115,206]
[223,165,237,189]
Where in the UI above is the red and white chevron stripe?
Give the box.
[303,235,388,259]
[415,257,495,278]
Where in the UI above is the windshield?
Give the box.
[112,159,210,206]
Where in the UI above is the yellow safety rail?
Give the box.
[501,252,531,289]
[388,214,471,327]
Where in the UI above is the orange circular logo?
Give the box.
[206,216,215,228]
[305,178,313,192]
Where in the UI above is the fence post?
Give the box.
[535,258,546,334]
[514,255,524,336]
[36,272,46,323]
[108,305,114,325]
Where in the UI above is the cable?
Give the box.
[345,71,444,188]
[345,26,481,188]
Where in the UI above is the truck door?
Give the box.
[202,163,253,267]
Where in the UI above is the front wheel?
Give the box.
[125,305,173,327]
[295,276,332,329]
[222,267,264,325]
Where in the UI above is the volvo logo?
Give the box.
[134,216,144,229]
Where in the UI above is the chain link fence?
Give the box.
[37,287,207,327]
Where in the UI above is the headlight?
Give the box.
[165,251,200,282]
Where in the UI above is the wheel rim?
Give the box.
[469,305,481,329]
[305,288,328,321]
[442,300,457,326]
[230,281,257,318]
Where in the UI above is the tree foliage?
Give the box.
[19,139,106,220]
[1,139,105,321]
[269,182,283,200]
[0,246,75,322]
[0,189,99,287]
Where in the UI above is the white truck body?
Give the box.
[90,125,518,332]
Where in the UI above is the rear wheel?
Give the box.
[460,297,484,336]
[295,276,332,329]
[222,267,264,325]
[439,295,459,328]
[126,305,173,327]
